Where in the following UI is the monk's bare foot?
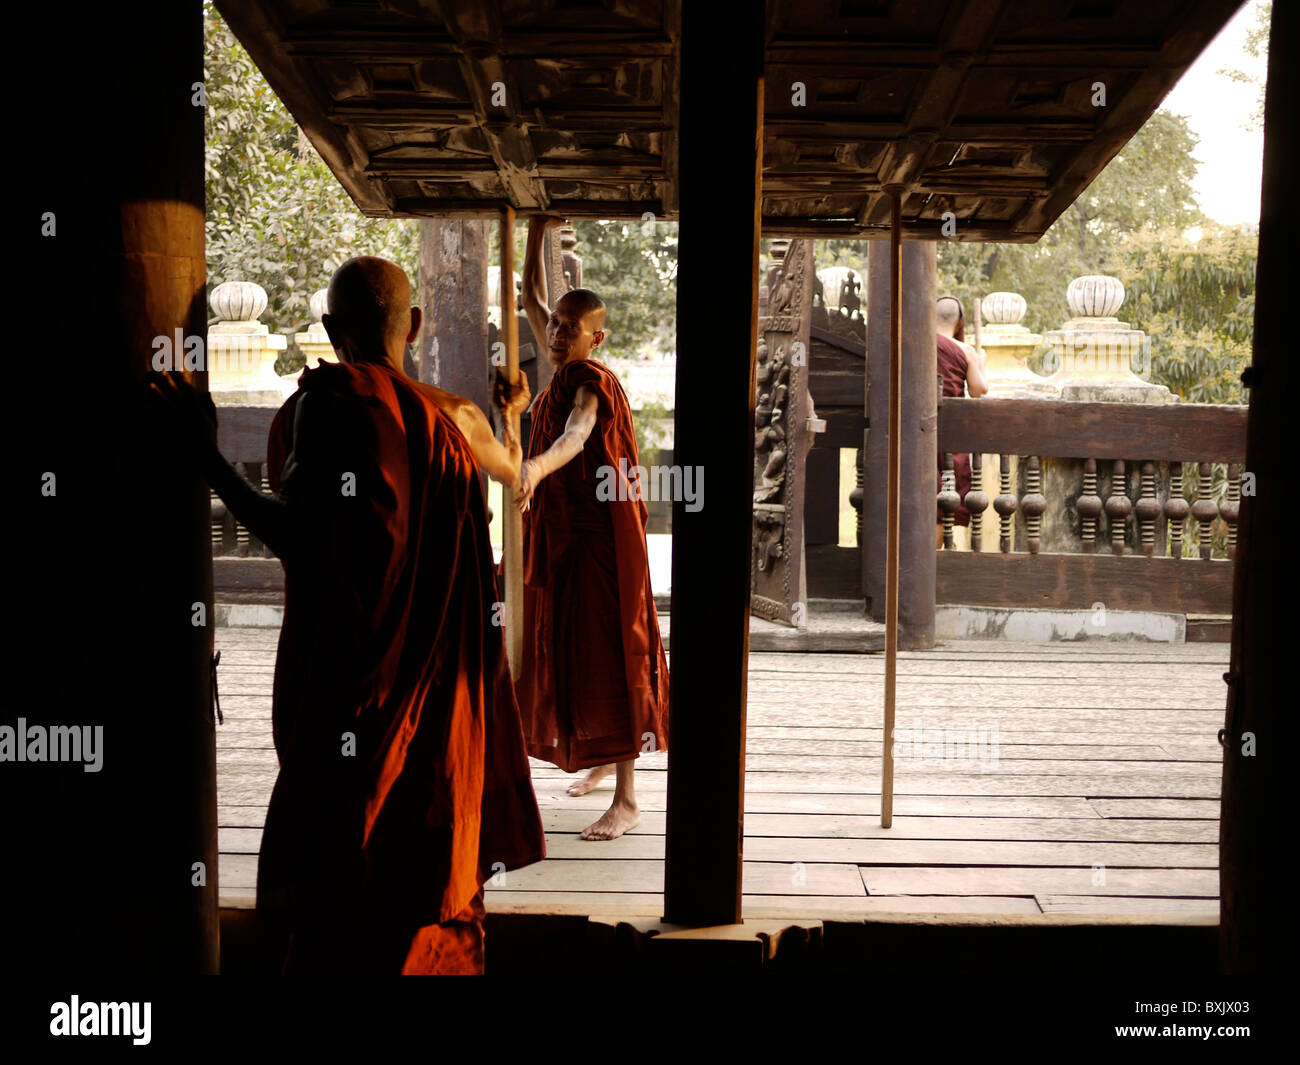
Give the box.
[579,801,640,841]
[566,763,614,796]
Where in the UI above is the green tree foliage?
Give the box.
[570,219,679,361]
[204,2,417,370]
[1118,223,1256,404]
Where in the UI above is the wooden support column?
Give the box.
[418,219,490,414]
[663,1,763,926]
[864,234,937,648]
[899,240,937,647]
[21,3,216,972]
[1220,0,1291,978]
[500,208,524,680]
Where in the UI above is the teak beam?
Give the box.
[663,0,763,927]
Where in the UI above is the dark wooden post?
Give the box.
[864,237,936,649]
[418,219,490,414]
[663,0,763,926]
[23,2,216,972]
[1220,0,1290,978]
[898,239,937,649]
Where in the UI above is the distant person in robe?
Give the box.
[148,256,545,974]
[514,215,670,841]
[936,296,989,546]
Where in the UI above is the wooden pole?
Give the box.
[881,190,903,829]
[500,207,524,680]
[663,0,763,926]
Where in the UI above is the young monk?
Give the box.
[149,256,545,973]
[514,215,670,841]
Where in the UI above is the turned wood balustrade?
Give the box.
[935,397,1248,615]
[938,454,1243,561]
[210,397,1250,616]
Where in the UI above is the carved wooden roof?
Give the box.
[214,0,1245,241]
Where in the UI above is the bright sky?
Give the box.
[1160,0,1268,226]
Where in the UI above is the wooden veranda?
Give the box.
[22,0,1290,979]
[215,625,1227,923]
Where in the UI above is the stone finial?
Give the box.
[210,280,268,323]
[207,279,292,405]
[1065,275,1124,319]
[974,290,1054,398]
[309,288,329,323]
[1043,274,1174,404]
[981,291,1026,326]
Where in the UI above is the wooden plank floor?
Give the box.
[214,626,1227,922]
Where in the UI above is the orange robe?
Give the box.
[516,358,670,772]
[260,360,545,973]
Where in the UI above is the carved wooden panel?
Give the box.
[752,238,818,625]
[214,0,1241,240]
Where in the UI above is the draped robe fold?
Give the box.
[516,358,670,773]
[936,334,973,526]
[258,360,545,966]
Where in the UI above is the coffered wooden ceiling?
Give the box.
[214,0,1245,240]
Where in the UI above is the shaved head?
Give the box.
[557,288,606,330]
[546,288,607,369]
[325,256,417,365]
[936,297,963,329]
[936,296,966,341]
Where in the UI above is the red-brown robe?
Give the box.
[261,360,545,972]
[517,357,670,772]
[937,334,973,526]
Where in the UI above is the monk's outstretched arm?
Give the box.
[522,215,566,351]
[457,402,524,488]
[515,384,598,511]
[200,451,298,560]
[198,389,348,560]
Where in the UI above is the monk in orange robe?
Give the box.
[149,256,545,973]
[514,216,670,841]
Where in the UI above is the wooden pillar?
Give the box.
[663,0,763,926]
[1220,0,1291,978]
[22,3,216,972]
[418,219,490,414]
[899,240,937,648]
[863,237,937,649]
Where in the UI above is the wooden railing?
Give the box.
[212,397,1251,618]
[936,397,1248,615]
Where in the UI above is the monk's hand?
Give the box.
[493,368,531,417]
[532,213,568,233]
[146,371,219,467]
[516,458,540,512]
